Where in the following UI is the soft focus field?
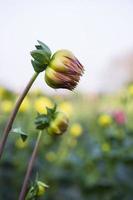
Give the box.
[1,85,133,200]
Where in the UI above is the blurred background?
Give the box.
[1,0,133,199]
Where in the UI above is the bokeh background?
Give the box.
[1,0,133,199]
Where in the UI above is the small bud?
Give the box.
[25,180,48,199]
[47,112,69,135]
[37,181,48,197]
[45,50,84,90]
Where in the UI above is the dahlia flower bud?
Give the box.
[45,50,84,90]
[25,180,49,199]
[37,181,48,197]
[47,112,69,135]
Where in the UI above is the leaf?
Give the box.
[11,127,28,142]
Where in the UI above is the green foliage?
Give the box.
[1,85,133,199]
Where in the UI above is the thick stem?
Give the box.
[0,72,39,160]
[19,131,42,200]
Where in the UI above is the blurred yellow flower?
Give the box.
[1,100,13,113]
[70,123,83,137]
[19,97,30,112]
[128,85,133,96]
[45,151,56,162]
[58,101,73,117]
[98,114,112,127]
[34,97,53,114]
[0,87,5,98]
[15,138,28,149]
[101,143,111,152]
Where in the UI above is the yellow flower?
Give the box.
[58,101,73,117]
[98,114,112,127]
[70,123,83,137]
[45,151,56,162]
[15,138,28,149]
[101,143,111,152]
[19,97,30,112]
[1,100,13,113]
[34,97,53,114]
[128,85,133,96]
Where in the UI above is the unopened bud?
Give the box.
[47,112,69,135]
[45,50,84,90]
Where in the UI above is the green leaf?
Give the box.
[11,127,28,142]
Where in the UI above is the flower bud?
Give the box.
[37,181,47,196]
[45,50,84,90]
[47,112,69,135]
[25,180,48,199]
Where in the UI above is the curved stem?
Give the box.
[0,72,39,160]
[19,131,42,200]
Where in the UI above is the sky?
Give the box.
[0,0,133,94]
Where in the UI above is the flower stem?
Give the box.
[19,131,42,200]
[0,72,39,160]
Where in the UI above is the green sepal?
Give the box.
[30,50,50,65]
[25,186,36,200]
[34,104,57,130]
[11,127,28,142]
[31,59,47,73]
[31,40,52,73]
[37,40,52,57]
[46,104,57,117]
[35,114,50,130]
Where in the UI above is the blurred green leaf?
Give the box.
[11,127,28,142]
